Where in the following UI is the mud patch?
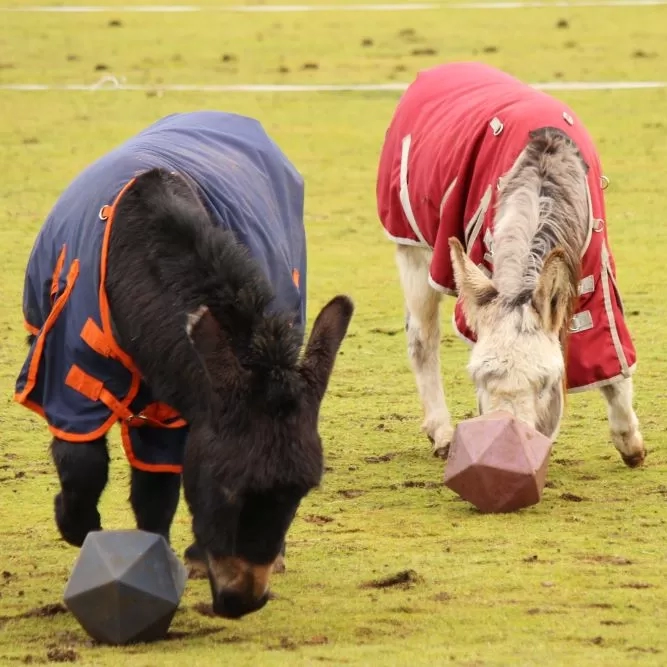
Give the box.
[46,647,78,663]
[411,47,437,56]
[166,628,226,640]
[364,453,396,464]
[588,603,614,609]
[401,480,440,489]
[560,493,588,502]
[621,582,652,589]
[578,554,633,566]
[304,635,329,645]
[2,603,69,625]
[627,646,661,654]
[360,569,423,590]
[303,514,334,525]
[337,489,365,499]
[370,327,401,336]
[192,603,218,618]
[632,49,657,58]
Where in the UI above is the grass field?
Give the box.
[1,1,667,665]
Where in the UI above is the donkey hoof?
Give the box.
[273,555,287,574]
[621,449,646,468]
[54,495,101,547]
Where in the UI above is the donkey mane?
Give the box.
[107,168,305,421]
[492,126,590,309]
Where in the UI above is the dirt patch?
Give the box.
[46,647,78,663]
[192,603,218,618]
[337,489,365,499]
[108,19,122,27]
[24,604,68,619]
[1,603,69,626]
[560,493,588,502]
[553,458,583,466]
[397,28,418,40]
[301,62,319,70]
[578,554,633,566]
[370,327,401,336]
[303,514,334,525]
[379,413,409,421]
[588,603,614,609]
[166,628,226,640]
[94,63,109,71]
[411,48,437,57]
[267,637,298,651]
[402,480,440,489]
[482,45,498,53]
[304,635,329,645]
[621,582,653,589]
[361,38,373,47]
[601,620,626,626]
[360,569,423,590]
[632,49,657,58]
[627,646,661,654]
[556,18,569,28]
[364,453,396,463]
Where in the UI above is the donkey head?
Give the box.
[449,237,576,440]
[181,295,353,619]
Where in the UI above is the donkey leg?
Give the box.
[600,377,645,468]
[129,468,181,543]
[51,437,109,547]
[396,245,453,458]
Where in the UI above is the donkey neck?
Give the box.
[490,130,590,301]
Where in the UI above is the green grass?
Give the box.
[1,3,667,666]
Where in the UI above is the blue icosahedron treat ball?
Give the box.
[64,530,188,645]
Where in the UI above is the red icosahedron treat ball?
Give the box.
[443,411,553,513]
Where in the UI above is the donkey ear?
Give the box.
[186,306,246,388]
[300,295,354,405]
[449,237,497,331]
[532,248,576,334]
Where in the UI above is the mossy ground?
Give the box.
[1,2,666,665]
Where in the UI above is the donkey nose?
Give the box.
[212,590,269,619]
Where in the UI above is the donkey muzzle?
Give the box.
[207,554,274,619]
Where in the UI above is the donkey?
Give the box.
[15,111,353,619]
[377,62,644,468]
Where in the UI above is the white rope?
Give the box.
[0,80,664,93]
[2,0,665,11]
